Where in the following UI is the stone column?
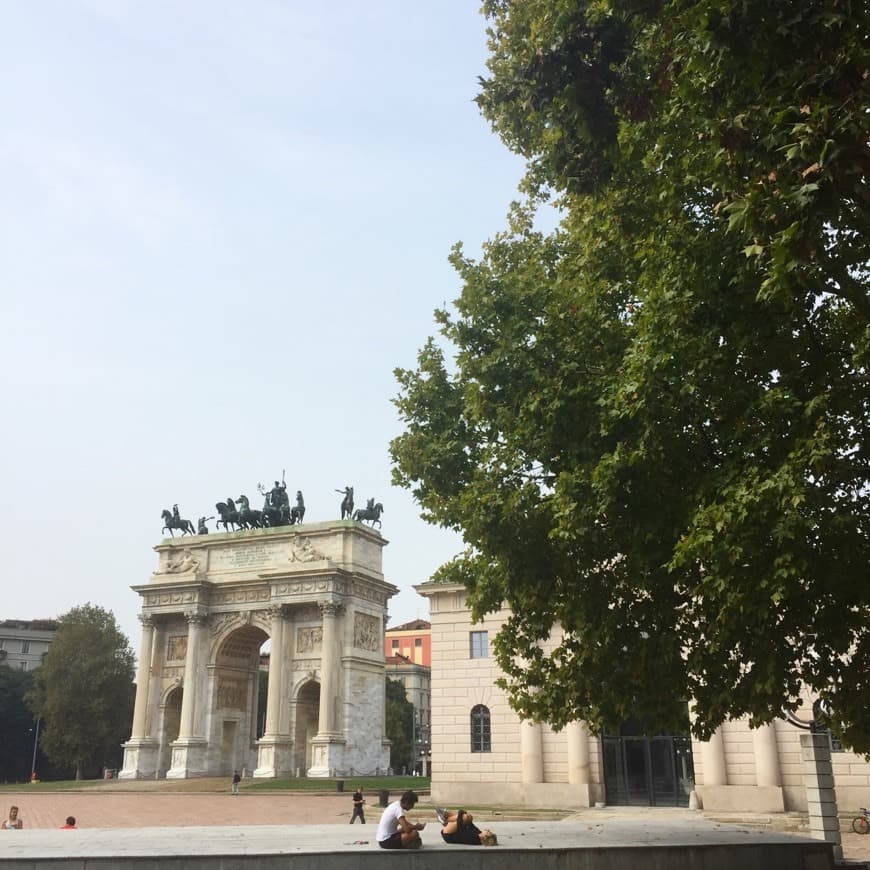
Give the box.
[130,615,156,739]
[263,606,286,737]
[801,732,842,861]
[307,600,347,777]
[701,727,728,786]
[753,722,782,787]
[119,614,160,779]
[177,611,206,740]
[520,720,544,784]
[316,601,344,738]
[566,720,591,784]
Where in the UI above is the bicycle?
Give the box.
[852,807,870,835]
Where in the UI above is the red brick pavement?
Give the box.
[0,792,361,830]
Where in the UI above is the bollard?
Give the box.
[337,779,344,792]
[379,789,390,807]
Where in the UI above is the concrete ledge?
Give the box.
[698,785,785,813]
[0,821,835,870]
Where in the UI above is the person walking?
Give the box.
[231,771,241,796]
[350,786,366,824]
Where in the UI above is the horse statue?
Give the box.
[336,486,354,519]
[237,494,263,530]
[352,502,384,528]
[215,498,240,532]
[161,509,196,537]
[290,490,305,525]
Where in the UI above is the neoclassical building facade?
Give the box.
[418,581,870,813]
[121,521,396,780]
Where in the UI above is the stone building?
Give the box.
[418,581,870,812]
[121,521,396,780]
[0,619,57,672]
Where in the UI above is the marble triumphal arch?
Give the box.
[120,521,397,779]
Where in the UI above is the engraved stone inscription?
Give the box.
[353,612,381,652]
[210,542,282,571]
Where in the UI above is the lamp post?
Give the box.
[30,718,41,781]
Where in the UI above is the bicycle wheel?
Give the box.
[852,816,870,834]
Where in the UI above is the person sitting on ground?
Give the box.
[60,816,76,829]
[1,806,23,830]
[436,807,497,846]
[376,789,425,849]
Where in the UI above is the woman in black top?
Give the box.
[439,809,497,846]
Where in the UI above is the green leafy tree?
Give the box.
[392,0,869,750]
[0,667,38,782]
[385,678,414,772]
[26,605,135,779]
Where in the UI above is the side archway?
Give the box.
[293,679,320,772]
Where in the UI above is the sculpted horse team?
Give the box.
[163,484,381,535]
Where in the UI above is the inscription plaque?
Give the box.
[210,542,284,571]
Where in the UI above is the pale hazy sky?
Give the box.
[0,1,526,649]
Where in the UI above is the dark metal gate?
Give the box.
[602,729,694,807]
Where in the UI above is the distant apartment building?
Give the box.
[384,618,431,666]
[385,619,432,774]
[0,619,57,671]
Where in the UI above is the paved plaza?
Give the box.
[0,788,866,865]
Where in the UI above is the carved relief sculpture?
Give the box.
[167,636,188,662]
[288,537,328,563]
[297,627,323,653]
[160,549,201,574]
[353,612,381,652]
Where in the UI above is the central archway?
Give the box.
[211,624,269,775]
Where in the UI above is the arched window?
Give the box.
[470,705,491,753]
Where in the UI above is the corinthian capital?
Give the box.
[319,600,344,619]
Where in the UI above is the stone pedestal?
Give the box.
[800,732,842,861]
[307,736,347,777]
[118,738,159,780]
[254,737,294,778]
[166,738,209,779]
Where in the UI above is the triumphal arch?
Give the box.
[120,521,397,779]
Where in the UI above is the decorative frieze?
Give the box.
[144,591,198,607]
[274,577,346,596]
[212,588,270,605]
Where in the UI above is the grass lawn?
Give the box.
[244,776,430,793]
[0,776,431,794]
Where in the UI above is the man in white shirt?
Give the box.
[376,790,425,849]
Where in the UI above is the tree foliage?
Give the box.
[385,678,414,771]
[0,667,38,782]
[0,666,73,782]
[392,0,869,749]
[26,604,135,779]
